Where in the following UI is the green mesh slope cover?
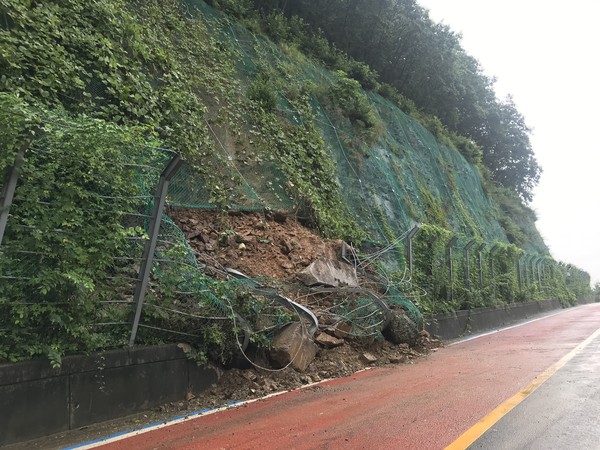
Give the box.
[176,1,515,251]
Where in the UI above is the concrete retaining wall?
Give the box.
[0,345,219,446]
[425,299,568,340]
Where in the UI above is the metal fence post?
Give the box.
[446,236,458,302]
[476,243,486,287]
[488,244,499,279]
[404,223,421,274]
[0,132,36,246]
[463,239,476,290]
[532,256,540,287]
[517,255,523,291]
[129,154,183,346]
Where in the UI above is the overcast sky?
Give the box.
[418,0,600,285]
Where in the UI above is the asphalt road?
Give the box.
[84,303,600,450]
[469,327,600,449]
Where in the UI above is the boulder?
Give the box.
[333,321,353,339]
[382,310,419,346]
[360,352,378,364]
[388,355,407,364]
[270,323,317,372]
[297,258,359,287]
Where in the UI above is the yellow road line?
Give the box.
[445,325,600,450]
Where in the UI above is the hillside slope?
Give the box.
[0,0,591,365]
[169,0,539,250]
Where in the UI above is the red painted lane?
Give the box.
[98,304,600,450]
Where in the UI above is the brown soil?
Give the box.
[170,208,341,281]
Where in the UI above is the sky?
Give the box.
[418,0,600,286]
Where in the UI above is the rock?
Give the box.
[270,323,317,372]
[272,210,288,224]
[297,258,359,287]
[318,314,336,325]
[187,230,203,240]
[242,371,258,382]
[237,233,254,244]
[360,352,378,364]
[280,239,294,255]
[238,243,246,250]
[280,261,294,270]
[177,343,192,354]
[315,332,345,347]
[389,355,406,364]
[333,321,352,339]
[382,311,419,346]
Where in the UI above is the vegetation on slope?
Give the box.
[225,0,540,203]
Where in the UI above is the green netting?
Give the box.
[331,295,387,336]
[168,160,294,212]
[173,1,509,248]
[168,1,544,318]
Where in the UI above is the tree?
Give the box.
[249,0,541,201]
[479,96,541,202]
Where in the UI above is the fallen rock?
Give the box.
[270,323,317,372]
[389,355,406,364]
[187,230,203,240]
[360,352,378,364]
[297,258,359,287]
[333,321,352,339]
[272,210,288,224]
[280,239,294,255]
[315,332,345,347]
[382,311,419,346]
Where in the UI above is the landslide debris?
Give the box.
[168,208,441,409]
